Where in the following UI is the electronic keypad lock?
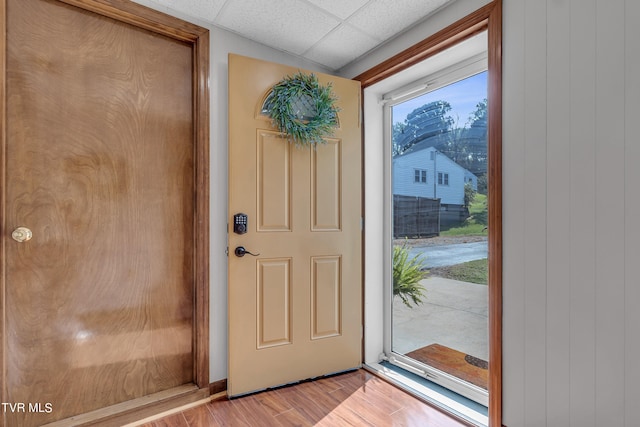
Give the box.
[233,213,248,234]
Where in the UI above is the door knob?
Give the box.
[12,227,33,243]
[234,246,260,257]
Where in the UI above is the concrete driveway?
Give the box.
[408,241,488,268]
[392,276,488,361]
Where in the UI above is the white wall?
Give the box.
[502,1,640,426]
[130,0,331,383]
[350,0,640,426]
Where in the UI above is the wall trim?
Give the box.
[0,0,211,424]
[354,2,495,88]
[354,1,502,426]
[209,379,228,396]
[46,387,210,427]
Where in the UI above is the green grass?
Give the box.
[428,194,488,284]
[469,193,487,215]
[429,258,488,285]
[440,193,488,237]
[440,223,487,236]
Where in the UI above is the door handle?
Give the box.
[234,246,260,257]
[12,227,33,243]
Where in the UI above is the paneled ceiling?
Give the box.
[142,0,456,71]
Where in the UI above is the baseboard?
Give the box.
[44,385,210,427]
[209,378,227,396]
[122,396,214,427]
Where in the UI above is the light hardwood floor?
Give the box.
[140,370,470,426]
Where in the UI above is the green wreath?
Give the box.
[268,72,339,147]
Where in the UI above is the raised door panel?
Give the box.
[257,131,292,232]
[257,258,293,348]
[311,139,342,232]
[311,256,342,339]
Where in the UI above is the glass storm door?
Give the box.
[388,64,489,406]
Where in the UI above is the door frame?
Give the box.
[355,1,502,425]
[0,0,210,423]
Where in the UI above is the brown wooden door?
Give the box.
[227,54,362,396]
[1,1,209,426]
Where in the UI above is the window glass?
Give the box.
[390,70,488,401]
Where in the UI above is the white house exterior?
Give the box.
[392,145,477,206]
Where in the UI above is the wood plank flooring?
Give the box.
[139,370,470,426]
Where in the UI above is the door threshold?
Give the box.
[228,367,362,399]
[364,362,488,427]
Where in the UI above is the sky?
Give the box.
[392,71,487,127]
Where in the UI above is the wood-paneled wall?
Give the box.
[502,0,640,425]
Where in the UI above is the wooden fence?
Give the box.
[393,195,440,238]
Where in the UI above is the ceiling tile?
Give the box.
[305,24,380,70]
[305,0,370,20]
[141,0,457,71]
[348,0,451,41]
[146,0,227,23]
[215,0,341,55]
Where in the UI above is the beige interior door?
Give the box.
[2,0,209,425]
[228,54,362,396]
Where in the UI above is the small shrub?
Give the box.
[476,174,488,195]
[464,193,488,226]
[464,182,476,208]
[393,244,428,308]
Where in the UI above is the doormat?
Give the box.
[404,343,488,390]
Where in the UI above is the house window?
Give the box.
[438,172,449,185]
[414,169,427,183]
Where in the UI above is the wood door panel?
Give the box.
[310,255,342,339]
[311,139,342,231]
[257,258,293,348]
[228,54,362,397]
[3,0,201,425]
[257,131,292,232]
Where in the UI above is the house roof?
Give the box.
[394,143,479,178]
